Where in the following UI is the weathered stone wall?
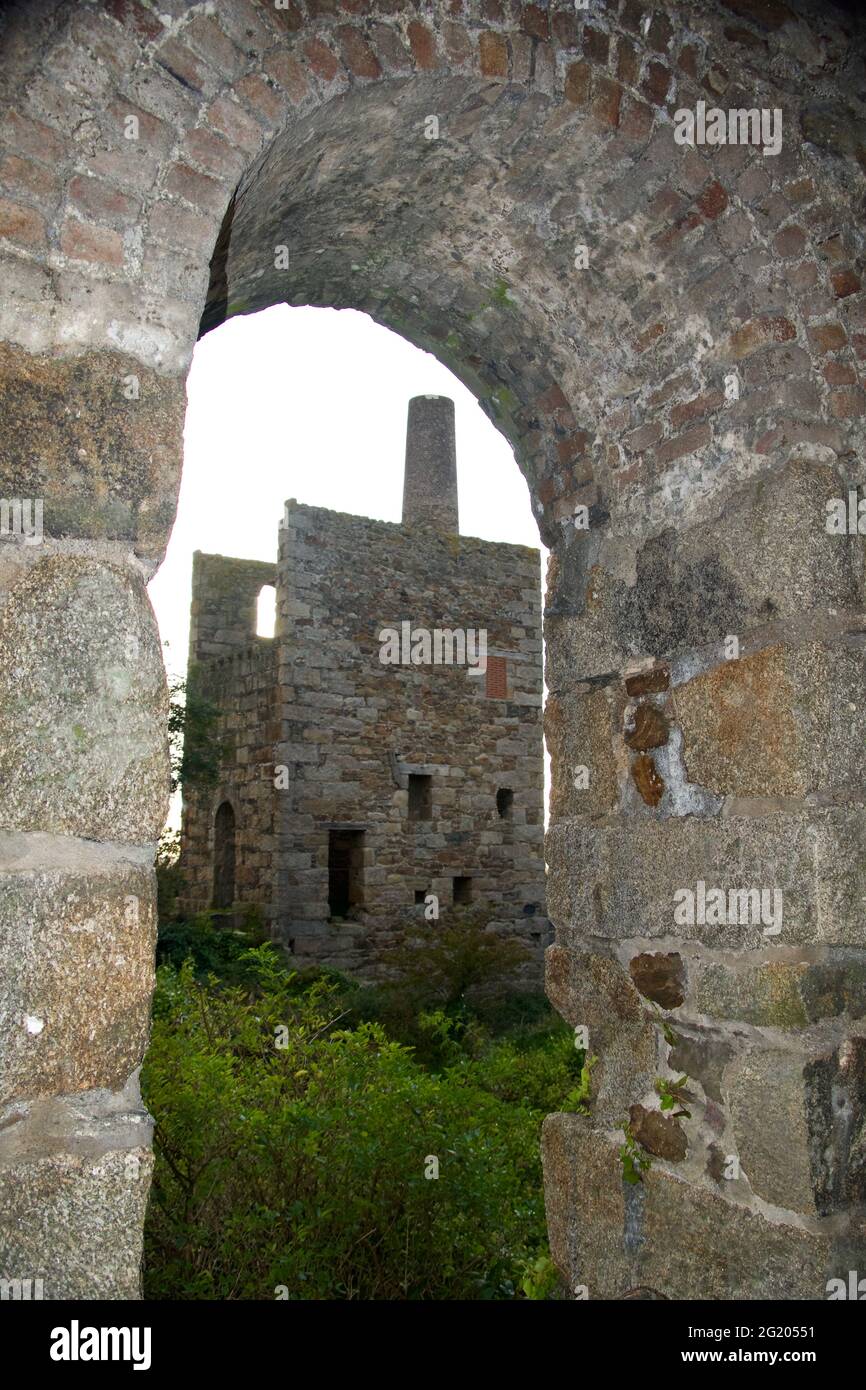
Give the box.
[273,498,547,974]
[179,641,279,926]
[187,550,277,662]
[0,0,864,1301]
[178,551,280,923]
[178,486,547,976]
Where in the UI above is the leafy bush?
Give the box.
[385,910,530,1010]
[155,829,185,926]
[167,671,229,795]
[141,948,561,1300]
[156,906,270,987]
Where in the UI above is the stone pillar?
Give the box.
[542,453,866,1300]
[0,347,180,1299]
[401,395,459,534]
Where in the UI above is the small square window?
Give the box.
[453,876,472,905]
[415,889,426,905]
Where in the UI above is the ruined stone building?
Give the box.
[178,395,549,974]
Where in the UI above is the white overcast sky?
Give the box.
[148,303,546,681]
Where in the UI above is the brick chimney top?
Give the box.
[401,395,459,533]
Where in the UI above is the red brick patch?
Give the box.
[564,61,590,105]
[654,421,712,465]
[697,179,728,220]
[265,52,311,104]
[69,174,138,225]
[407,20,438,69]
[149,200,214,254]
[642,60,670,107]
[634,321,666,353]
[583,25,609,64]
[303,37,340,83]
[182,126,244,179]
[677,44,699,78]
[479,31,508,78]
[0,154,59,208]
[0,196,46,247]
[552,12,578,48]
[729,316,796,359]
[156,38,214,96]
[830,388,865,418]
[235,74,286,124]
[0,111,65,167]
[823,361,857,386]
[807,322,847,353]
[163,162,227,215]
[592,76,622,128]
[521,5,549,40]
[270,0,303,31]
[334,26,381,79]
[60,216,123,266]
[670,389,724,430]
[624,421,663,454]
[617,37,639,86]
[104,0,163,42]
[831,268,861,299]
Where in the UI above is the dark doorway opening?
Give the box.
[328,829,365,918]
[213,801,236,911]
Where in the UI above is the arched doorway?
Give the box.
[1,0,864,1301]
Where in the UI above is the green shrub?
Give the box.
[156,908,271,987]
[142,948,560,1300]
[155,829,185,926]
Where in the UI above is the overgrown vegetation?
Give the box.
[619,1125,652,1186]
[142,912,587,1300]
[167,671,228,794]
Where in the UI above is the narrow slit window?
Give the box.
[407,773,433,822]
[328,829,364,918]
[496,788,514,820]
[256,584,276,638]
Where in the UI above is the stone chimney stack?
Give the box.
[401,395,459,534]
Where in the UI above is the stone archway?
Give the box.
[0,0,865,1300]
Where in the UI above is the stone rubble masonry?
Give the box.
[402,395,459,533]
[0,1070,153,1302]
[0,0,864,1301]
